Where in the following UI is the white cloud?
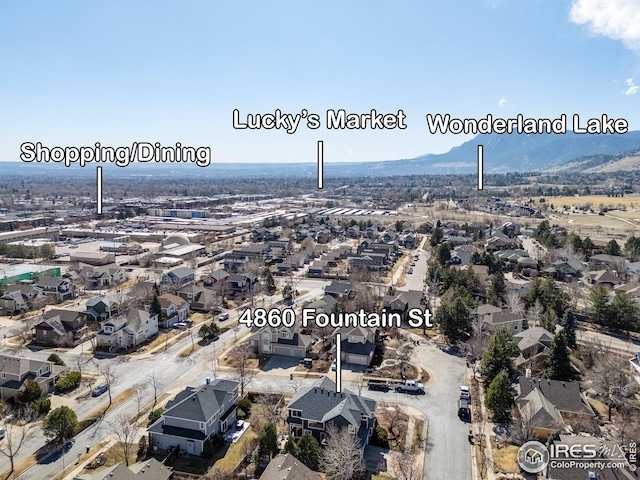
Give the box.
[570,0,640,53]
[623,78,639,95]
[498,98,508,107]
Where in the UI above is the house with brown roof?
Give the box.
[157,293,189,328]
[34,308,88,346]
[513,326,555,369]
[517,377,596,439]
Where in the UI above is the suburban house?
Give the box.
[305,294,338,314]
[33,308,88,346]
[333,326,377,366]
[158,293,189,328]
[162,267,196,288]
[584,270,622,288]
[0,285,45,314]
[227,274,258,297]
[286,376,377,447]
[74,457,172,480]
[35,277,78,302]
[82,264,125,288]
[85,296,120,321]
[260,454,322,480]
[513,327,555,369]
[474,306,524,333]
[96,309,159,351]
[324,281,353,300]
[382,290,426,322]
[201,269,229,287]
[178,286,219,312]
[0,354,69,400]
[248,322,313,358]
[516,377,596,439]
[148,379,239,456]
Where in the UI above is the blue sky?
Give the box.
[1,0,639,164]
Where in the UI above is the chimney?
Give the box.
[206,377,210,385]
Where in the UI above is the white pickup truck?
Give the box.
[395,380,425,394]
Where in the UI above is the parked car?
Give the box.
[408,268,413,274]
[330,360,337,371]
[218,313,229,321]
[91,384,109,397]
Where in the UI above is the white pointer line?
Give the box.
[477,145,484,190]
[317,140,324,190]
[97,166,103,214]
[336,333,341,392]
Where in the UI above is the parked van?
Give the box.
[92,384,109,397]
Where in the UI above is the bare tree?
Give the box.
[230,342,256,397]
[110,413,140,466]
[392,451,421,480]
[11,318,35,344]
[321,423,365,480]
[98,363,117,409]
[506,290,525,317]
[133,383,147,417]
[589,354,638,421]
[510,402,537,445]
[0,412,36,475]
[147,373,162,410]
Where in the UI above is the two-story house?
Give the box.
[85,296,120,321]
[248,322,312,358]
[287,377,376,447]
[0,354,68,400]
[158,293,189,328]
[35,277,78,302]
[0,285,45,314]
[81,264,125,288]
[96,309,158,351]
[333,325,377,366]
[34,308,88,346]
[162,267,196,289]
[148,379,239,456]
[178,286,218,312]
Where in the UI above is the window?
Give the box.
[279,331,289,340]
[199,422,205,430]
[290,410,301,418]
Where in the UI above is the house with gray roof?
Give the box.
[0,354,68,400]
[259,453,322,480]
[96,308,158,351]
[286,376,376,448]
[74,457,172,480]
[148,379,239,456]
[162,267,196,288]
[517,377,595,439]
[513,326,555,369]
[248,322,312,358]
[35,277,78,302]
[34,308,88,346]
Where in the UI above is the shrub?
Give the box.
[55,372,82,393]
[47,353,66,366]
[237,398,252,419]
[31,397,51,415]
[370,426,389,448]
[202,439,215,458]
[148,408,164,425]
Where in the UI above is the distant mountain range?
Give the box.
[4,131,640,178]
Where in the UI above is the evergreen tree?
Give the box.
[539,308,558,333]
[282,435,300,458]
[588,286,610,325]
[434,295,472,344]
[604,239,621,256]
[610,291,638,331]
[481,328,518,387]
[485,370,514,423]
[262,267,276,295]
[150,293,162,318]
[488,271,506,306]
[546,331,572,381]
[16,379,42,404]
[297,432,321,471]
[257,422,279,461]
[42,406,78,443]
[559,310,577,348]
